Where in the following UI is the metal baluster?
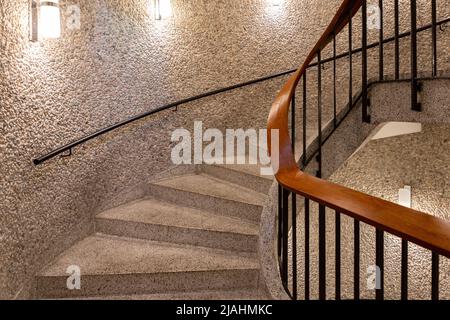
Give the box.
[292,192,297,299]
[282,188,289,288]
[317,51,322,179]
[362,1,369,122]
[411,0,421,111]
[319,204,326,300]
[302,74,307,168]
[333,32,337,128]
[394,0,400,79]
[317,49,326,300]
[354,220,360,300]
[291,92,296,158]
[401,240,408,300]
[379,0,384,80]
[278,184,282,262]
[335,211,341,300]
[348,13,353,115]
[375,229,384,300]
[304,198,310,300]
[291,95,297,300]
[432,253,439,300]
[432,0,438,77]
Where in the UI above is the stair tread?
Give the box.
[217,163,274,180]
[152,173,267,206]
[39,234,258,277]
[56,288,268,300]
[96,198,258,236]
[210,155,274,180]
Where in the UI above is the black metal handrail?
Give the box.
[33,69,296,165]
[33,12,449,166]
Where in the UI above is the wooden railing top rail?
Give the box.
[267,0,450,258]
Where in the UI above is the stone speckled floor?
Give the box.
[155,173,267,206]
[97,198,258,236]
[35,165,269,299]
[40,234,259,277]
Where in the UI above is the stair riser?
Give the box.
[95,218,258,253]
[147,184,262,223]
[200,165,272,194]
[36,269,259,299]
[54,289,268,300]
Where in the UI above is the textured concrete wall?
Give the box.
[0,0,343,299]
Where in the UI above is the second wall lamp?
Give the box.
[30,0,61,41]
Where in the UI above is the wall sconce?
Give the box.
[153,0,172,20]
[266,0,283,16]
[271,0,281,6]
[30,0,61,41]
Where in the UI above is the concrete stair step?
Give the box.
[36,234,259,299]
[148,173,266,222]
[95,198,259,252]
[200,164,273,194]
[56,288,268,300]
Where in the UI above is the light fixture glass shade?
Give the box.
[154,0,172,20]
[39,0,61,39]
[271,0,281,6]
[160,0,172,18]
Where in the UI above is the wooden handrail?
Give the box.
[267,0,450,258]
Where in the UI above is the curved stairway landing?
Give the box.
[34,165,271,300]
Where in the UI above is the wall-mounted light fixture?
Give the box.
[153,0,172,20]
[30,0,61,41]
[266,0,283,17]
[271,0,281,6]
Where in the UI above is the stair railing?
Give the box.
[268,0,450,300]
[33,69,297,165]
[33,0,449,167]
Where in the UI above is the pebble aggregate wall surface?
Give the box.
[0,0,343,299]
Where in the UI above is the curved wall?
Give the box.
[0,0,342,299]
